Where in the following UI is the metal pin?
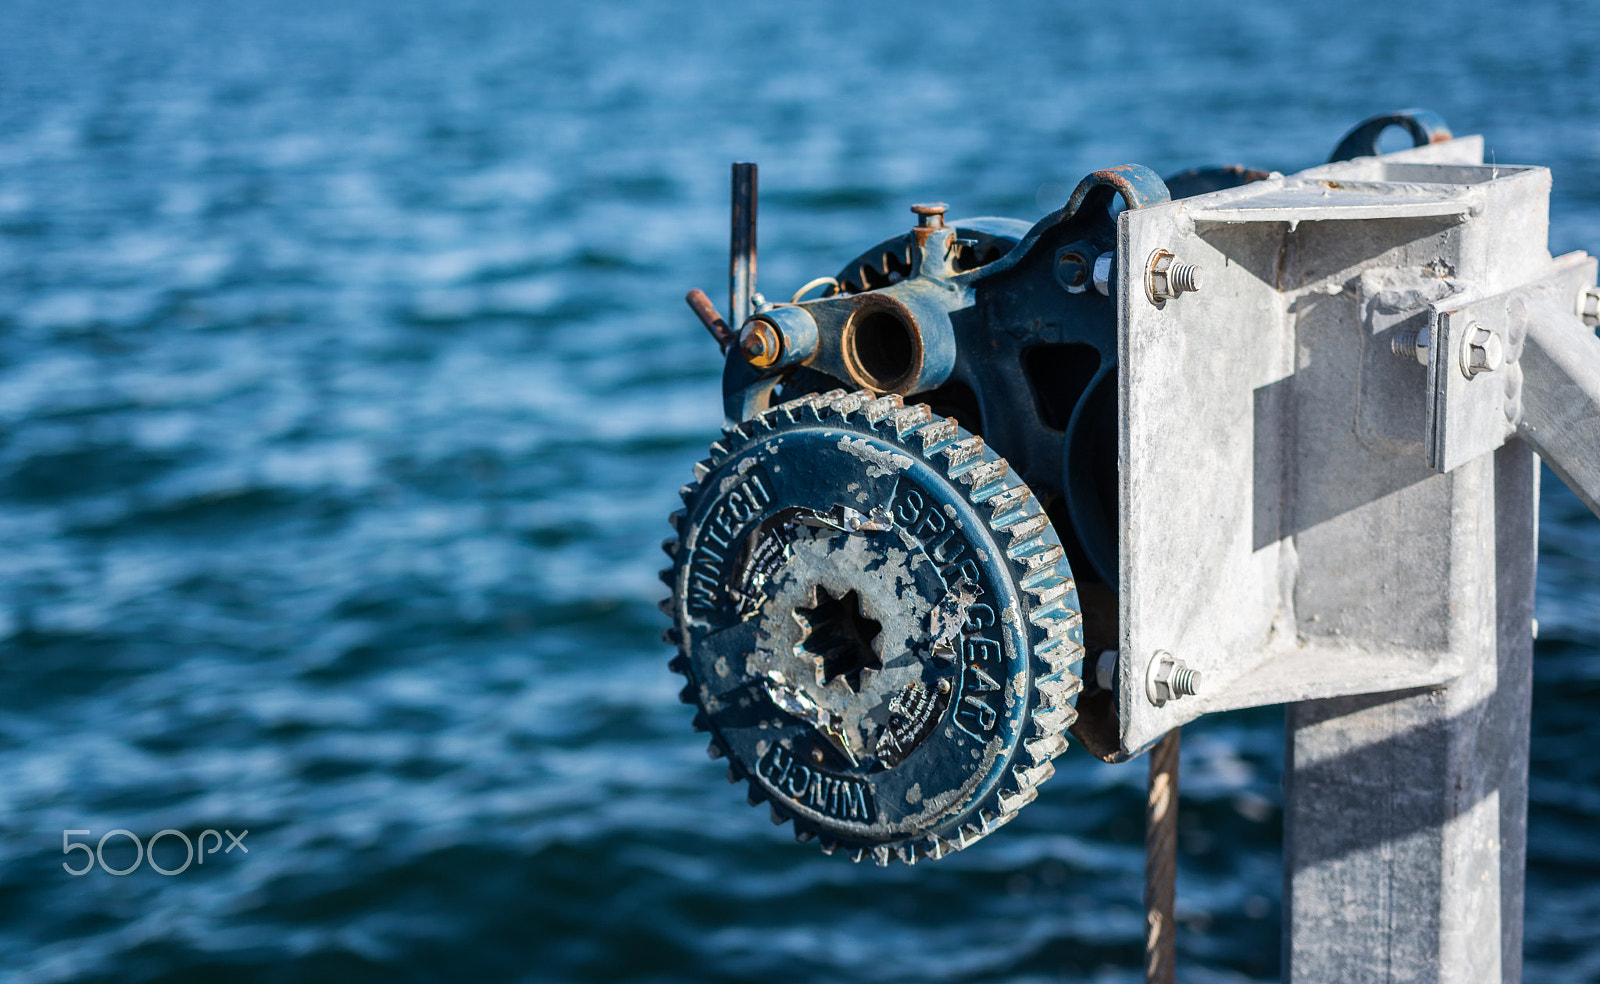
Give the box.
[731,163,758,329]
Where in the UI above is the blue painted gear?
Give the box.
[661,389,1084,865]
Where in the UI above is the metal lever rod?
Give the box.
[685,288,735,352]
[1516,296,1600,518]
[730,162,757,330]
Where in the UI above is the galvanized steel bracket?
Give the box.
[1426,253,1598,472]
[1111,134,1546,755]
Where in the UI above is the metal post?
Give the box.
[1282,441,1536,983]
[730,162,757,330]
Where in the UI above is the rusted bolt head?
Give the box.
[739,318,782,369]
[910,202,947,228]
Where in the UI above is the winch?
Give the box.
[659,143,1189,862]
[659,109,1600,877]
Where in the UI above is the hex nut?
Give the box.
[740,318,782,368]
[1146,249,1202,304]
[1145,650,1201,707]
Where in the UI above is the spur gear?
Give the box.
[661,389,1084,864]
[831,218,1025,294]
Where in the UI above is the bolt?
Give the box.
[1460,321,1503,379]
[1093,253,1114,296]
[1146,249,1202,303]
[1390,324,1433,367]
[811,747,826,765]
[910,202,947,228]
[739,317,782,368]
[1579,286,1600,327]
[936,677,951,694]
[1146,650,1201,707]
[1056,249,1091,294]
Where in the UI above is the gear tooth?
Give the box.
[818,837,840,856]
[1009,538,1066,572]
[979,808,999,827]
[1033,705,1078,736]
[915,417,959,452]
[793,826,817,844]
[1021,565,1070,593]
[960,457,1009,492]
[775,392,817,415]
[1029,598,1082,635]
[726,763,741,783]
[678,483,696,503]
[888,404,932,436]
[667,509,686,532]
[707,739,727,760]
[678,683,698,704]
[1018,759,1056,788]
[668,654,690,674]
[897,844,919,865]
[827,391,871,416]
[1029,577,1076,607]
[690,709,709,731]
[1025,734,1070,765]
[658,567,675,588]
[1036,675,1083,709]
[692,460,712,482]
[708,440,731,459]
[1037,638,1085,676]
[985,484,1034,523]
[660,537,679,560]
[870,845,891,867]
[998,783,1040,814]
[959,823,983,846]
[662,626,682,646]
[850,847,867,864]
[797,390,847,421]
[998,512,1051,542]
[862,394,903,422]
[922,836,949,861]
[747,784,766,806]
[769,802,788,825]
[657,594,673,615]
[940,434,984,468]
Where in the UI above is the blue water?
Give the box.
[0,1,1597,981]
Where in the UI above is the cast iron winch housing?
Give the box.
[661,150,1286,864]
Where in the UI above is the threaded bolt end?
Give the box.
[1168,666,1200,697]
[1392,329,1420,359]
[1166,262,1201,294]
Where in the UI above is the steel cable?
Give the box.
[1145,728,1180,984]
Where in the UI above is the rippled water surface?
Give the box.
[2,1,1598,981]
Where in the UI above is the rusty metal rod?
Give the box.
[730,162,757,329]
[685,288,735,352]
[1145,729,1180,984]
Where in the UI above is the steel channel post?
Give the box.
[1282,441,1536,983]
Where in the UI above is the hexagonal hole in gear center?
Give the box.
[795,586,883,693]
